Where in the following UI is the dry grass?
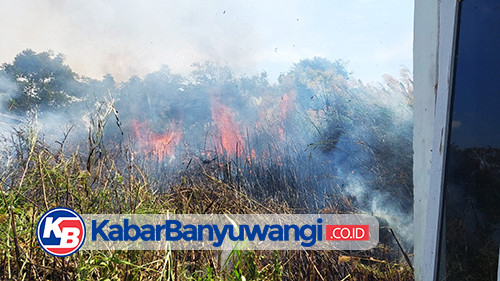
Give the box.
[0,122,413,281]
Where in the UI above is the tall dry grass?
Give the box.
[0,114,413,280]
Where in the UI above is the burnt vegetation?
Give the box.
[0,50,413,280]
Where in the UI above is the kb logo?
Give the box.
[36,207,86,257]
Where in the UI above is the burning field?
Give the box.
[0,50,414,280]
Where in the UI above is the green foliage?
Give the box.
[1,49,84,113]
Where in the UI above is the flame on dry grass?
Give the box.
[132,119,182,161]
[210,97,245,156]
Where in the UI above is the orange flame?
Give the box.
[246,148,257,165]
[280,93,294,119]
[132,119,182,161]
[210,98,245,156]
[278,92,295,140]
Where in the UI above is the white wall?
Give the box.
[413,0,438,279]
[413,0,458,279]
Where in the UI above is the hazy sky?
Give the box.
[0,0,413,83]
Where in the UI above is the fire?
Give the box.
[280,93,294,120]
[246,148,257,165]
[278,127,285,140]
[277,155,282,166]
[278,92,296,140]
[132,119,182,161]
[210,97,245,156]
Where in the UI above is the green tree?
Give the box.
[1,49,83,113]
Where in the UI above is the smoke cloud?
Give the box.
[0,0,413,83]
[0,50,413,248]
[0,1,414,250]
